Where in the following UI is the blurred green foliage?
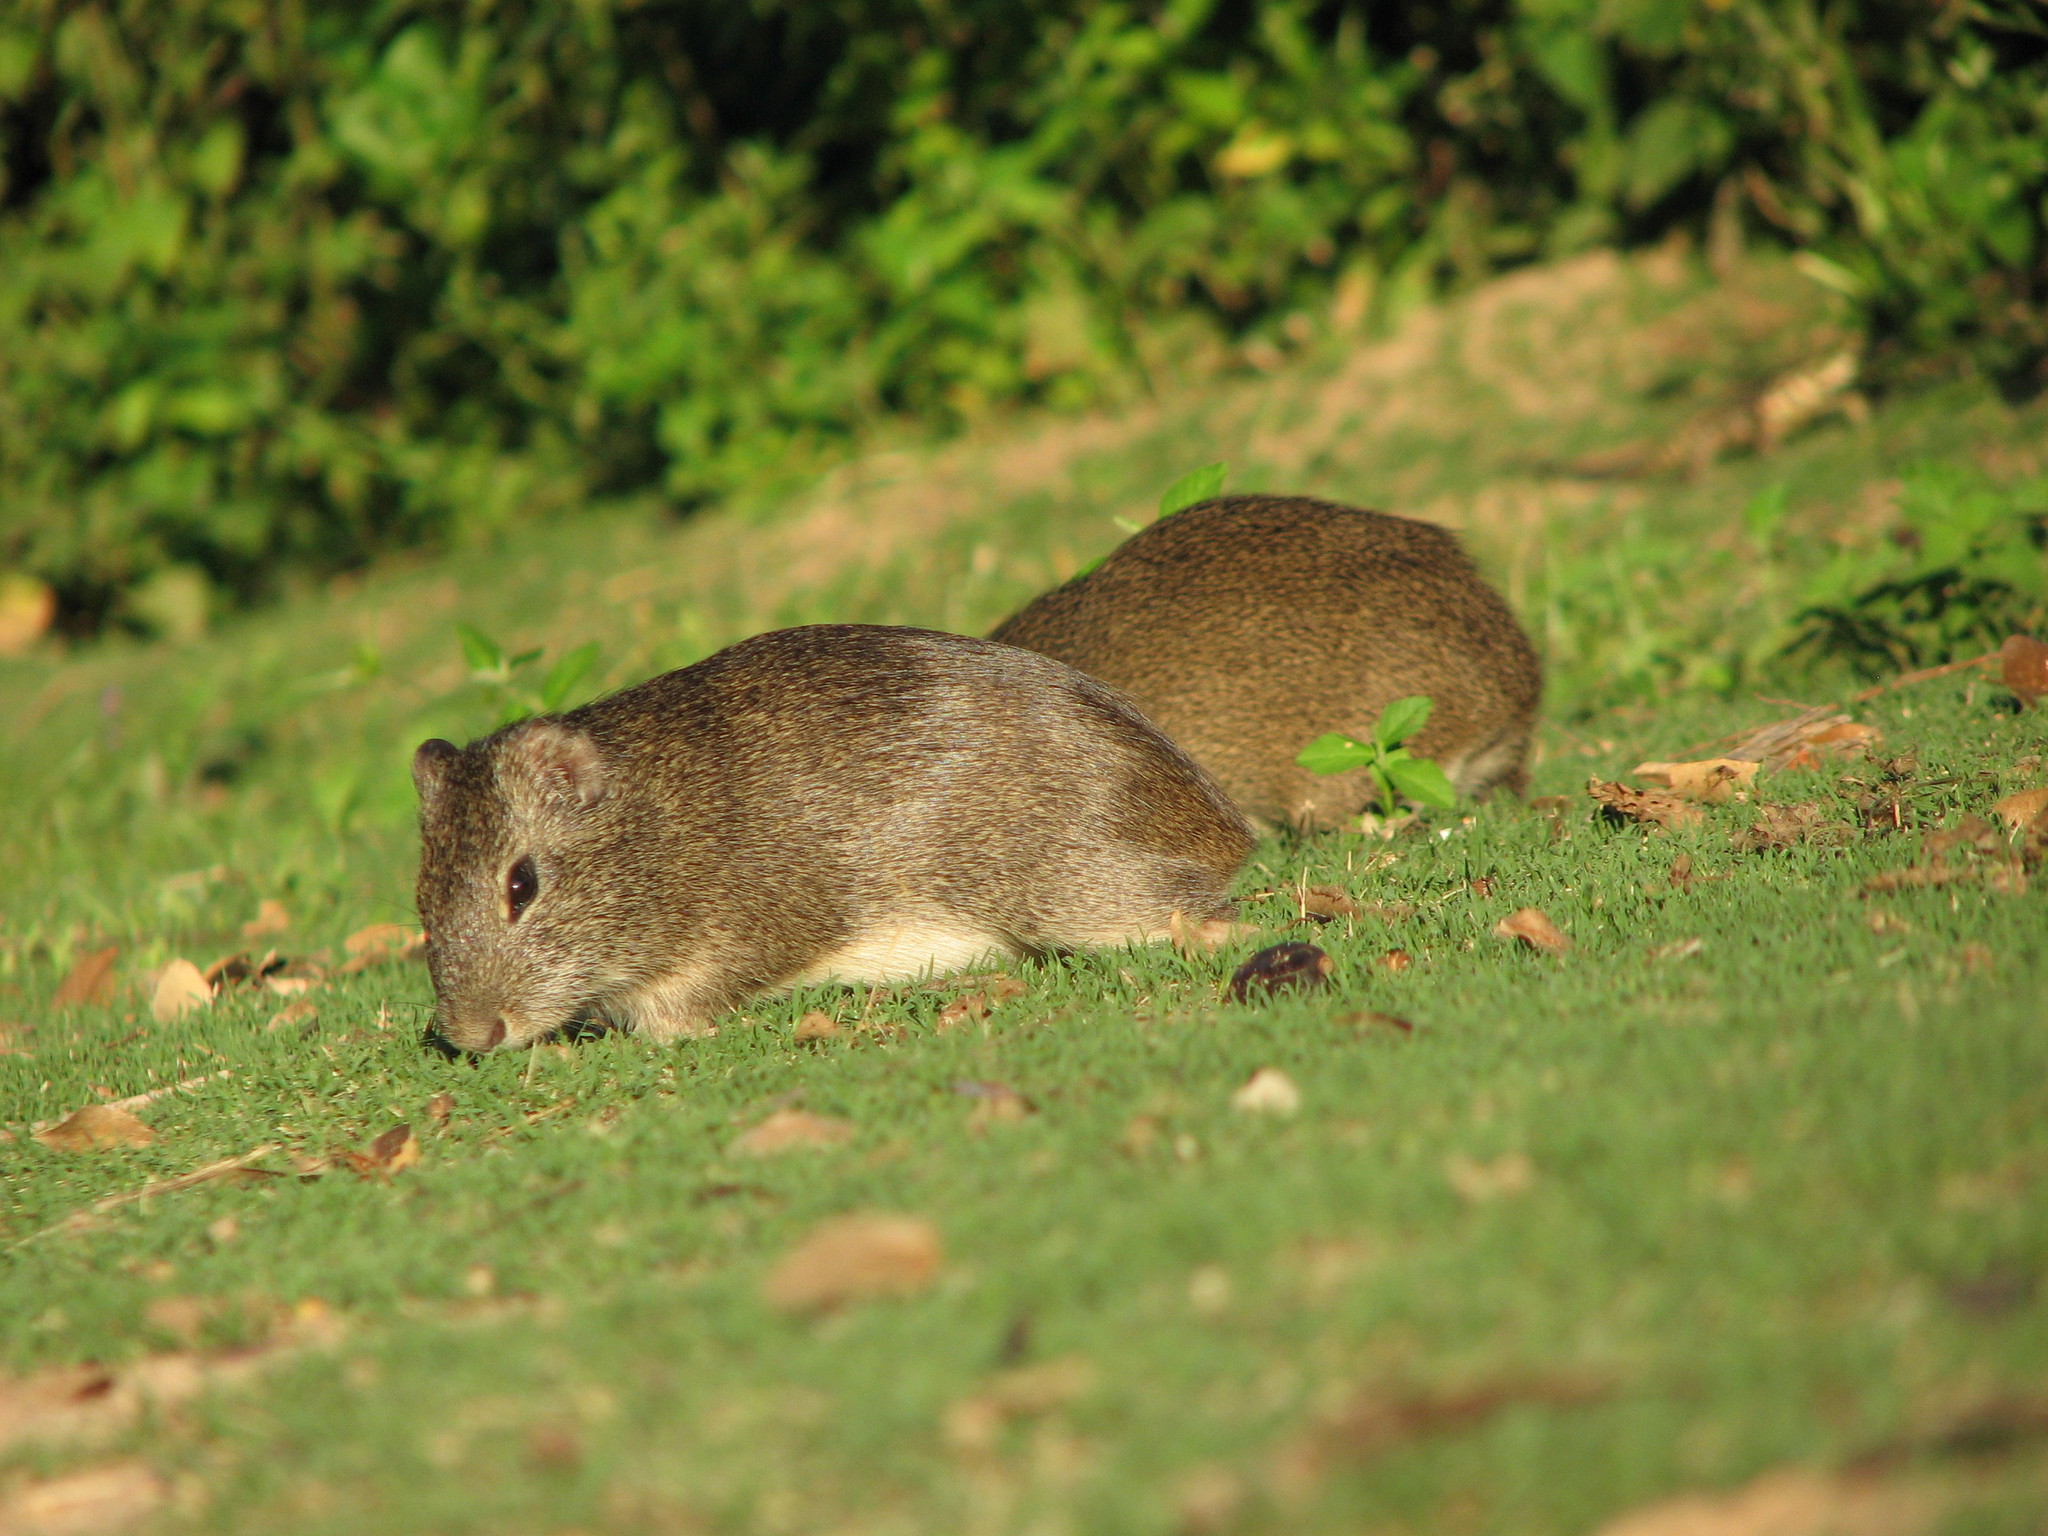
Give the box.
[2,0,2044,631]
[1788,464,2048,674]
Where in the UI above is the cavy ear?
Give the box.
[506,721,609,808]
[413,739,460,802]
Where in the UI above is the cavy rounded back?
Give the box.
[988,494,1541,830]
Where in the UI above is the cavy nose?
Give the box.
[483,1017,507,1049]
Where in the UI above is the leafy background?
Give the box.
[1,0,2045,634]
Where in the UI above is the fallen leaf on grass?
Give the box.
[32,1105,154,1152]
[942,1355,1097,1452]
[1339,1010,1415,1035]
[1379,949,1412,972]
[733,1109,854,1156]
[338,924,425,973]
[1991,786,2048,834]
[0,1313,329,1458]
[1494,908,1570,955]
[53,946,119,1008]
[1232,1068,1302,1116]
[1590,778,1702,830]
[426,1093,455,1125]
[340,1124,418,1177]
[764,1213,942,1313]
[2001,633,2048,706]
[150,960,210,1023]
[0,1459,168,1535]
[934,992,995,1032]
[1592,1465,1939,1536]
[793,1011,841,1042]
[1445,1152,1535,1201]
[240,898,292,939]
[953,1080,1033,1129]
[1726,708,1881,771]
[1731,802,1853,853]
[1227,942,1333,1001]
[1632,758,1759,803]
[265,1001,317,1033]
[1272,1374,1607,1492]
[1298,885,1360,920]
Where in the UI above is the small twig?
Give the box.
[16,1145,281,1247]
[105,1070,231,1115]
[1847,650,1998,705]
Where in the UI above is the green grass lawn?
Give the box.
[3,248,2046,1536]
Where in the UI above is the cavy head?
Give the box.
[413,719,622,1052]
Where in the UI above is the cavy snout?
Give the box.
[439,1015,509,1053]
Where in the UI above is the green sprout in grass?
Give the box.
[457,623,601,724]
[1111,461,1229,536]
[1295,694,1457,816]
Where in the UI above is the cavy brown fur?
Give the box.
[414,624,1252,1052]
[989,495,1540,831]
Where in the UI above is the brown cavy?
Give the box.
[413,624,1253,1051]
[989,495,1540,831]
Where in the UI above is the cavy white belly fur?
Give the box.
[791,920,1015,986]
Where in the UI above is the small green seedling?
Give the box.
[1108,462,1230,539]
[456,623,601,724]
[1296,695,1457,815]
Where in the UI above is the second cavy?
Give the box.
[990,494,1541,830]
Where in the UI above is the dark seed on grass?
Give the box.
[1228,942,1333,1002]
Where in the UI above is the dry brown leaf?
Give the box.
[426,1092,455,1125]
[1495,908,1570,955]
[2002,633,2048,706]
[953,1080,1034,1130]
[763,1212,942,1313]
[733,1108,855,1156]
[935,994,990,1032]
[1445,1152,1535,1201]
[1992,786,2048,834]
[342,1124,418,1177]
[338,924,425,973]
[1379,949,1412,972]
[1227,942,1334,1001]
[1589,778,1702,830]
[52,946,119,1009]
[1232,1068,1302,1116]
[1732,802,1853,854]
[942,1354,1097,1451]
[240,899,292,939]
[1862,863,1975,894]
[0,1459,169,1536]
[265,1002,317,1033]
[1726,709,1880,771]
[1633,758,1760,803]
[1591,1466,1939,1536]
[793,1011,841,1041]
[1300,885,1361,920]
[1340,1009,1415,1035]
[1273,1374,1608,1492]
[150,959,211,1023]
[32,1104,155,1152]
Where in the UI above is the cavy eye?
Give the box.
[506,857,538,921]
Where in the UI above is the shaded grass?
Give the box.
[2,249,2047,1534]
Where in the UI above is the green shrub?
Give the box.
[1,0,2043,631]
[1789,464,2048,674]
